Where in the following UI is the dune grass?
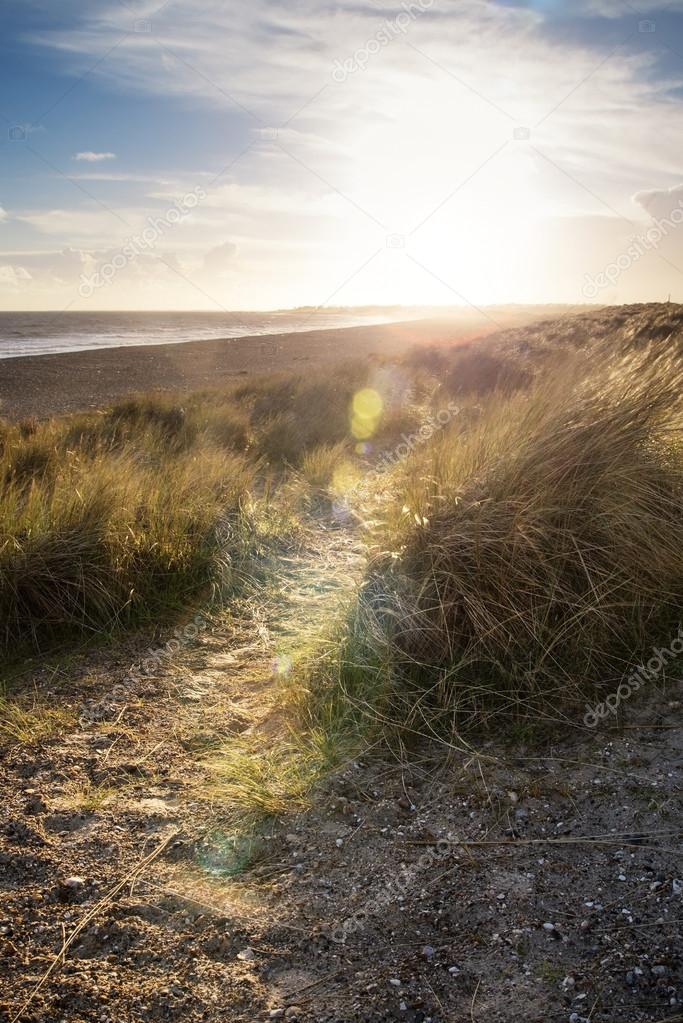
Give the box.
[302,345,683,743]
[2,326,681,758]
[0,363,382,662]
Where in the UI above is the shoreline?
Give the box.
[0,317,492,419]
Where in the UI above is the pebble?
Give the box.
[237,947,256,961]
[268,1011,284,1020]
[421,945,435,959]
[542,922,556,931]
[389,978,402,987]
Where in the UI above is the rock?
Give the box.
[421,945,435,959]
[55,877,87,902]
[237,947,256,961]
[284,1008,302,1020]
[389,978,402,987]
[268,1011,284,1019]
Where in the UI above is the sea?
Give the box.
[0,309,401,359]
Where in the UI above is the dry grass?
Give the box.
[305,345,683,740]
[0,696,74,746]
[3,314,682,755]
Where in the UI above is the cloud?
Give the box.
[0,207,7,223]
[0,264,32,288]
[633,184,683,220]
[9,0,683,309]
[74,151,117,162]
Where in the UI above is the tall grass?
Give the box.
[0,362,384,660]
[0,437,253,656]
[304,347,683,738]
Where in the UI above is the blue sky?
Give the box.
[2,0,683,310]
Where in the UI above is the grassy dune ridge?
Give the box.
[1,313,682,745]
[303,346,683,743]
[0,363,364,658]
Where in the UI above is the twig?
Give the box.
[470,977,481,1023]
[10,829,179,1023]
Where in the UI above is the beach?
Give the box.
[0,317,487,419]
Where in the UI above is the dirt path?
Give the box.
[1,514,682,1023]
[0,518,366,1023]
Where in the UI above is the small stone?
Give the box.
[448,966,460,975]
[64,876,85,889]
[237,947,256,961]
[389,978,402,987]
[422,945,435,959]
[335,838,343,848]
[542,922,556,931]
[652,964,667,977]
[268,1011,284,1020]
[285,1008,301,1020]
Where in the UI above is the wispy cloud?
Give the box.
[73,151,117,162]
[4,1,683,309]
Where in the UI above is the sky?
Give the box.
[2,0,683,311]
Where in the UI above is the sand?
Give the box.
[0,318,488,420]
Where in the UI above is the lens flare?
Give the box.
[351,388,383,439]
